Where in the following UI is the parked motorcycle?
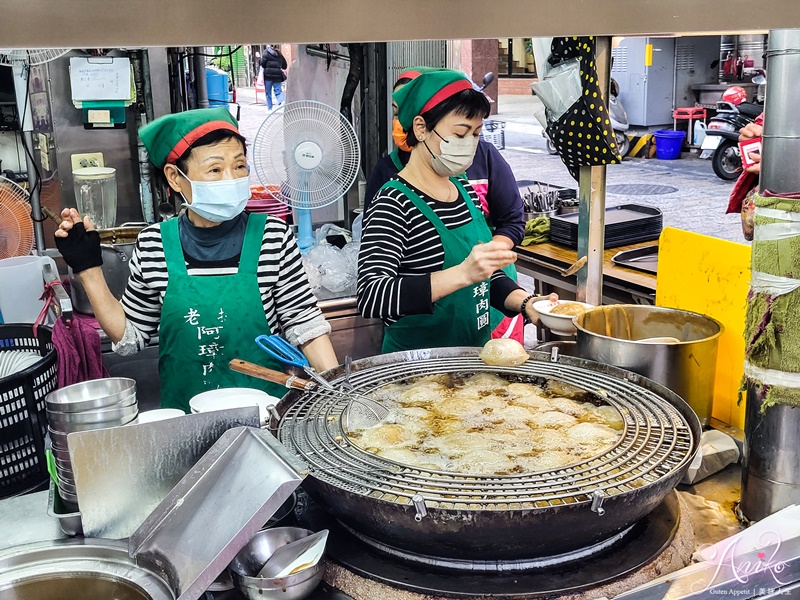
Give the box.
[702,84,764,180]
[545,77,629,157]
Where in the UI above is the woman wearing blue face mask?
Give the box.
[55,108,338,412]
[357,70,556,353]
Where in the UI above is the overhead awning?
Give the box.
[2,0,794,48]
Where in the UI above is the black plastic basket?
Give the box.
[480,119,506,150]
[0,325,57,499]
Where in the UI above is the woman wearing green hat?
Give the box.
[357,70,555,353]
[55,107,338,412]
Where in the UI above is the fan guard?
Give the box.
[251,100,360,210]
[0,177,34,259]
[0,49,71,66]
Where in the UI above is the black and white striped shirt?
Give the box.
[117,214,329,353]
[357,176,519,325]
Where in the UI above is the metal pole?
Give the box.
[740,29,800,522]
[192,48,209,109]
[576,36,611,306]
[12,65,46,252]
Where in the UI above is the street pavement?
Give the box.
[236,87,746,245]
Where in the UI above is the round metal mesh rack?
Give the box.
[277,354,697,512]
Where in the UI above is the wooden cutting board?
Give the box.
[655,227,751,430]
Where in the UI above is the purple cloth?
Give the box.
[52,313,109,388]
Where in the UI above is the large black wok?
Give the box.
[273,348,701,561]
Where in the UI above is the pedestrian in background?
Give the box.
[259,45,287,110]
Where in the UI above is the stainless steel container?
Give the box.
[0,538,175,600]
[229,527,325,600]
[740,384,800,521]
[574,305,723,426]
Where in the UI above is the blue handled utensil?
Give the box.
[255,334,336,391]
[253,334,389,429]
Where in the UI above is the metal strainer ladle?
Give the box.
[229,359,389,430]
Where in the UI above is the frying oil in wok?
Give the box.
[346,373,624,475]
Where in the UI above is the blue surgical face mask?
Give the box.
[177,167,251,223]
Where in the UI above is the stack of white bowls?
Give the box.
[46,378,138,505]
[189,388,279,427]
[0,350,42,378]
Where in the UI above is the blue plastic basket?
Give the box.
[653,130,686,160]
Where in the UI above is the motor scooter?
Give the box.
[545,77,629,157]
[701,76,765,180]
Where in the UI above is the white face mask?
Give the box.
[424,130,478,177]
[177,167,251,223]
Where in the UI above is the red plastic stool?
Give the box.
[673,107,707,146]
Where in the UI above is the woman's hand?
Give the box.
[739,123,763,175]
[739,122,763,142]
[54,208,103,274]
[459,242,517,285]
[523,293,559,325]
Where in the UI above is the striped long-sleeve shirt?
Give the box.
[357,176,520,326]
[115,213,330,354]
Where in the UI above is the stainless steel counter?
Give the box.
[0,464,793,600]
[0,491,64,552]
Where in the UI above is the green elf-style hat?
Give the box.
[139,107,240,169]
[395,65,442,85]
[394,69,474,131]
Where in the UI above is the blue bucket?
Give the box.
[653,130,686,160]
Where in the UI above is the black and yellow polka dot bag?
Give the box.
[545,36,621,179]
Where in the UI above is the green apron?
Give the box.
[381,178,494,353]
[158,213,287,412]
[452,174,519,330]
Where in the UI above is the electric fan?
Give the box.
[0,176,35,259]
[0,49,72,67]
[251,100,360,252]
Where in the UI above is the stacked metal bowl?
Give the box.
[46,378,138,505]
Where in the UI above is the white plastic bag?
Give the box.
[530,59,582,124]
[351,213,364,242]
[314,223,352,245]
[306,244,351,293]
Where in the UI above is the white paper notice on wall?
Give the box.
[69,57,132,101]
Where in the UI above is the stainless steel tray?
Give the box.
[611,244,659,274]
[68,407,260,539]
[46,480,82,536]
[128,426,307,600]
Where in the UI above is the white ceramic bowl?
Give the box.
[189,388,280,426]
[533,300,595,336]
[129,408,186,425]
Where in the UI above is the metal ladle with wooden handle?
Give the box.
[228,359,389,430]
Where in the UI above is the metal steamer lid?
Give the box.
[277,348,701,518]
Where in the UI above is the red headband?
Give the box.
[398,69,423,81]
[420,79,474,114]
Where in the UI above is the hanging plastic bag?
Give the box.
[530,58,582,124]
[544,37,622,180]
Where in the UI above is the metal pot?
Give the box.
[69,224,144,316]
[274,347,701,560]
[574,305,723,426]
[0,538,175,600]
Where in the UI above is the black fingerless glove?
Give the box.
[54,222,103,273]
